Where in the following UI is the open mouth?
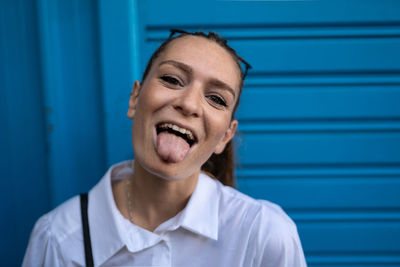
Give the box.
[156,122,196,147]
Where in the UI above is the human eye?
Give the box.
[206,95,227,107]
[160,75,182,86]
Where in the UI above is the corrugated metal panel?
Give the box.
[0,0,50,263]
[37,0,107,206]
[1,1,141,266]
[139,0,400,266]
[0,0,115,265]
[98,0,140,166]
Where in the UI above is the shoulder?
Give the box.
[23,195,82,266]
[257,199,299,237]
[28,195,82,252]
[37,195,82,243]
[218,183,295,231]
[217,184,306,266]
[218,184,263,219]
[254,200,307,266]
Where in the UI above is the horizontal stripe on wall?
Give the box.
[306,252,400,267]
[287,209,400,223]
[235,132,400,165]
[245,71,400,87]
[299,220,400,252]
[236,164,400,177]
[146,22,400,41]
[141,0,400,25]
[237,87,400,120]
[237,121,400,134]
[233,40,400,72]
[141,39,400,72]
[236,170,400,182]
[237,177,400,209]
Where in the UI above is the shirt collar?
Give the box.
[88,161,221,265]
[177,172,220,241]
[88,160,132,266]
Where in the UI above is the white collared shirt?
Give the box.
[23,161,307,267]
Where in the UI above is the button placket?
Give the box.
[151,239,172,267]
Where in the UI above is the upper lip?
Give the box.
[156,120,198,143]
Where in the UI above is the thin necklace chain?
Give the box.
[125,177,134,223]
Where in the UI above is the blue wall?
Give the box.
[1,0,50,262]
[1,0,399,266]
[139,1,400,265]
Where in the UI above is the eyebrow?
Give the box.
[159,60,193,75]
[208,78,236,99]
[159,59,236,99]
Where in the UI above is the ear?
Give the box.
[214,120,238,154]
[127,80,141,119]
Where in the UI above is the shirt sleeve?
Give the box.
[255,200,308,267]
[22,215,64,267]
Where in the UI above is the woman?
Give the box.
[23,30,307,267]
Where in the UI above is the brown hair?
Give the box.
[141,30,251,187]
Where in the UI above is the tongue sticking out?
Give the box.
[156,132,191,163]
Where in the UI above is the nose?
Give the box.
[173,84,203,117]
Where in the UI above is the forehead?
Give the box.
[155,36,241,91]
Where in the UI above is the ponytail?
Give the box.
[201,140,235,187]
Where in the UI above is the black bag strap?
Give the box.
[80,193,94,267]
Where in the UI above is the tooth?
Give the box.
[187,132,194,140]
[179,128,186,134]
[172,125,179,131]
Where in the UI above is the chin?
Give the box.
[136,155,200,182]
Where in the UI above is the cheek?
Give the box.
[206,112,232,141]
[139,83,172,111]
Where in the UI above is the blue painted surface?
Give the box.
[1,0,110,265]
[1,0,400,266]
[139,0,400,266]
[37,0,107,207]
[0,0,50,264]
[98,0,140,166]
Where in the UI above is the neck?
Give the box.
[125,160,199,231]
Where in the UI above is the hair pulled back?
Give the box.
[140,30,251,187]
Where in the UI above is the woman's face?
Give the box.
[128,36,241,180]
